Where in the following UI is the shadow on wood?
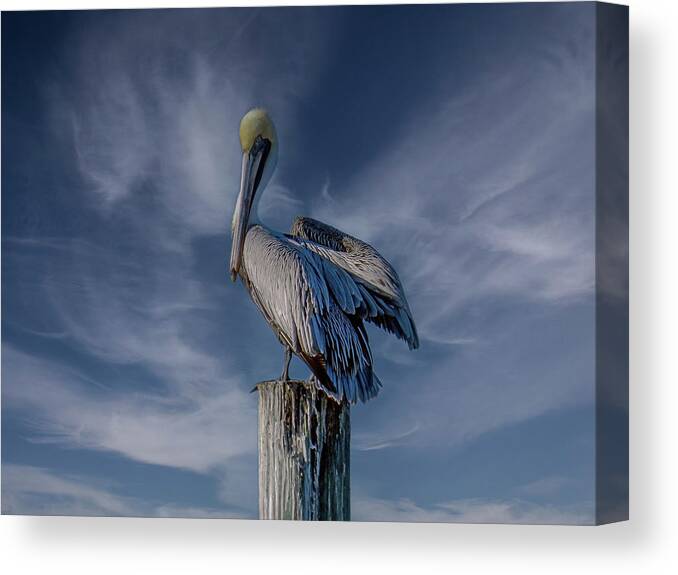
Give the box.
[256,380,350,521]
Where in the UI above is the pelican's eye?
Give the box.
[251,135,271,157]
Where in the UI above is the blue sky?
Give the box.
[3,3,598,523]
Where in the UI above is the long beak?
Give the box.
[230,148,266,281]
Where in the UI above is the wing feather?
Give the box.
[242,225,381,402]
[290,216,419,349]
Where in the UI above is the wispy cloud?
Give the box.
[310,30,595,345]
[5,236,231,396]
[1,464,250,518]
[303,22,596,453]
[52,9,331,238]
[1,465,138,517]
[2,464,589,522]
[258,183,304,230]
[3,346,255,473]
[354,423,420,452]
[353,495,593,525]
[514,476,576,499]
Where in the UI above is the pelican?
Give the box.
[229,108,418,403]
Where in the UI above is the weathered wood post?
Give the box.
[256,380,350,520]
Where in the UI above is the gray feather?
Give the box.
[290,216,419,350]
[234,215,417,404]
[240,225,381,403]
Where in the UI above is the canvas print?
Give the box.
[1,2,628,524]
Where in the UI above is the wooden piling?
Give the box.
[256,380,350,521]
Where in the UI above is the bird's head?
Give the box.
[230,108,278,281]
[239,107,277,155]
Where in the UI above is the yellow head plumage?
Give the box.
[239,108,276,152]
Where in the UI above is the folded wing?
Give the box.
[290,216,419,350]
[242,225,382,403]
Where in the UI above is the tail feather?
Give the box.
[309,370,381,404]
